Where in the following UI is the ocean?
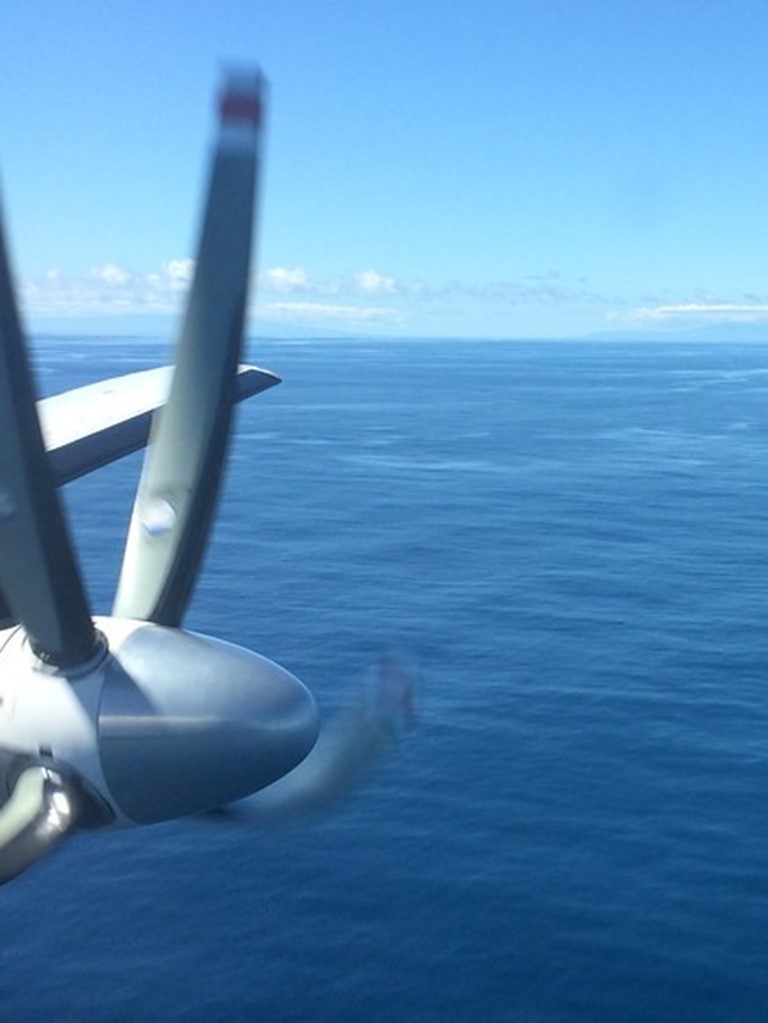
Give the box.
[2,336,768,1022]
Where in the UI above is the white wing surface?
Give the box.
[38,364,279,485]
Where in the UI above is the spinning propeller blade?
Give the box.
[0,211,98,666]
[113,73,265,626]
[219,653,417,825]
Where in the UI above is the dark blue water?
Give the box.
[3,337,768,1022]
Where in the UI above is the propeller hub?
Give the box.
[97,620,319,823]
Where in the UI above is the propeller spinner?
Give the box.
[0,72,322,884]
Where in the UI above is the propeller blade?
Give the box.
[0,765,79,885]
[0,210,98,666]
[205,653,417,826]
[113,73,265,625]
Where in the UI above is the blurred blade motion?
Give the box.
[209,653,418,826]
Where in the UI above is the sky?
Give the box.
[2,0,768,340]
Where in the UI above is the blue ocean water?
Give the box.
[3,337,768,1022]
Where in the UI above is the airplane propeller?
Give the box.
[0,71,415,886]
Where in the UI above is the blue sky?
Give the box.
[2,0,768,339]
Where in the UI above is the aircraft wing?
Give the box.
[38,363,279,486]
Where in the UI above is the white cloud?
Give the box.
[14,258,610,330]
[355,269,397,295]
[163,258,194,289]
[19,259,198,316]
[261,266,403,298]
[262,300,405,326]
[90,263,131,286]
[627,302,768,323]
[262,266,309,291]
